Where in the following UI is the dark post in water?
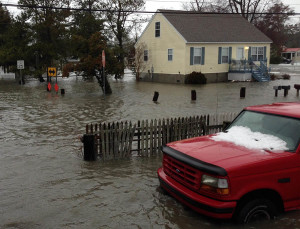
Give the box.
[83,134,97,161]
[191,90,197,101]
[153,91,159,102]
[273,86,282,97]
[294,84,300,96]
[282,86,290,97]
[240,87,246,98]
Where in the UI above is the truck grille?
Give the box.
[163,153,202,192]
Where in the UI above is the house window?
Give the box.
[193,47,202,65]
[144,50,148,61]
[168,49,173,61]
[155,22,160,37]
[251,47,264,61]
[221,47,229,63]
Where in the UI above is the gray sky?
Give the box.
[144,0,300,24]
[145,0,300,12]
[2,0,300,23]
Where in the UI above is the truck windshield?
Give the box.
[228,111,300,151]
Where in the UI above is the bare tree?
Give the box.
[255,2,294,56]
[103,0,145,79]
[182,0,229,12]
[134,42,148,81]
[183,0,279,23]
[227,0,272,23]
[182,0,206,11]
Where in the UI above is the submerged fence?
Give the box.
[83,113,238,161]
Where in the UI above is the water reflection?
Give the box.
[0,72,300,228]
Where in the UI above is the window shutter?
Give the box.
[201,47,205,65]
[264,46,267,60]
[190,47,194,65]
[248,46,252,60]
[218,47,222,64]
[229,47,232,64]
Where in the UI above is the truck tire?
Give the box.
[235,198,278,224]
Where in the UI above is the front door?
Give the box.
[237,48,244,60]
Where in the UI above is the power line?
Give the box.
[3,0,300,5]
[1,3,299,15]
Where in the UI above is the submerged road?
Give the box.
[1,70,300,228]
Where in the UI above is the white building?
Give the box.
[0,66,15,79]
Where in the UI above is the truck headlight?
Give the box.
[201,174,229,195]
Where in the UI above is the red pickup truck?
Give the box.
[158,102,300,223]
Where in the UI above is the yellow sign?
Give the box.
[48,67,57,77]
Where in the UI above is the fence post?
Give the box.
[240,87,246,98]
[282,85,290,97]
[273,86,281,97]
[153,91,159,102]
[138,120,141,155]
[83,134,97,161]
[191,90,196,100]
[294,84,300,96]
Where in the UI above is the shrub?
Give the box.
[185,71,207,84]
[270,74,276,80]
[270,56,282,64]
[282,74,291,80]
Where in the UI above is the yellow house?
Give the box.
[135,10,272,83]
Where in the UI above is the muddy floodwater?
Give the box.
[1,69,300,228]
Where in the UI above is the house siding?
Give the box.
[136,13,186,80]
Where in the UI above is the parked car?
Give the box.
[282,57,292,64]
[158,102,300,223]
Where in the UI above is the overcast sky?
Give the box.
[145,0,300,12]
[144,0,300,24]
[2,0,300,23]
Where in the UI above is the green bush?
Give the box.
[185,71,207,84]
[270,55,282,64]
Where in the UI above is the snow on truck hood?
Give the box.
[166,126,290,170]
[211,126,288,151]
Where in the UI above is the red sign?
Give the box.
[47,82,51,91]
[54,83,59,92]
[102,50,105,68]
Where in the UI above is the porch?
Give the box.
[228,59,270,82]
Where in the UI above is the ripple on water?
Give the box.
[1,74,300,228]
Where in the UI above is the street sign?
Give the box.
[47,67,57,77]
[102,50,105,68]
[54,83,59,92]
[47,82,51,91]
[17,60,24,70]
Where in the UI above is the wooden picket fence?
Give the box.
[84,113,238,160]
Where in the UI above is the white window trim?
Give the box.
[193,47,202,65]
[144,50,148,62]
[168,49,173,61]
[155,22,160,37]
[221,47,229,64]
[251,46,264,61]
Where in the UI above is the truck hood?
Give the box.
[166,135,291,173]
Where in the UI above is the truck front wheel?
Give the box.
[235,198,278,224]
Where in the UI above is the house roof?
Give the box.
[282,48,300,53]
[159,10,272,43]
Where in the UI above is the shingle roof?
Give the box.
[159,10,272,43]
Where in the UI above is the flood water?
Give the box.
[1,69,300,228]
